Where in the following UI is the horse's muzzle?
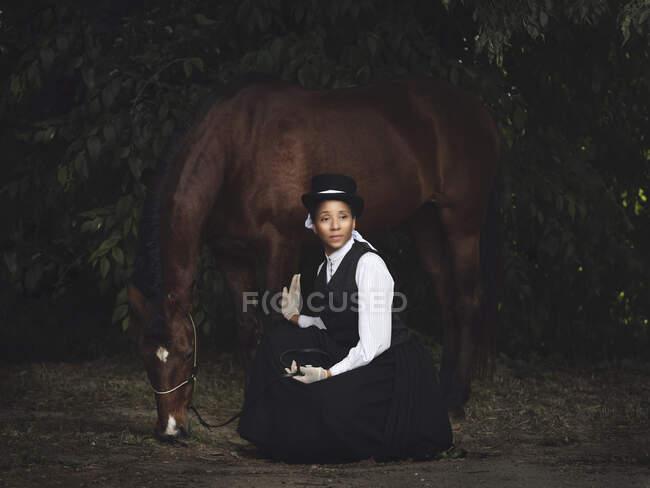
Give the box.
[156,423,190,443]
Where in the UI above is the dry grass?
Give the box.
[459,358,650,466]
[0,351,648,486]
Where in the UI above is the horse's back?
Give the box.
[209,75,499,232]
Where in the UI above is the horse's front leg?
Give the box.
[261,230,302,329]
[216,254,264,385]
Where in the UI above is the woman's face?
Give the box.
[312,200,356,255]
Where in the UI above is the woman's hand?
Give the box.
[291,364,329,383]
[281,274,301,320]
[284,359,298,375]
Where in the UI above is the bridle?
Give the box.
[145,294,332,431]
[147,300,215,431]
[151,298,198,396]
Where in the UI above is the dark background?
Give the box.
[1,0,647,364]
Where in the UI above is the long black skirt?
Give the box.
[236,320,452,464]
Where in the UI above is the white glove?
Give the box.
[281,274,301,320]
[292,364,328,384]
[284,359,298,375]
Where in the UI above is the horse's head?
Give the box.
[127,284,196,440]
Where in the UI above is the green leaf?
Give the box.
[257,50,274,71]
[34,129,50,143]
[102,84,115,108]
[568,198,576,220]
[82,68,95,91]
[298,63,315,87]
[270,38,284,61]
[190,57,204,72]
[194,13,217,26]
[56,34,69,51]
[162,119,174,137]
[116,285,127,305]
[540,11,549,28]
[367,35,378,57]
[320,71,331,87]
[3,252,18,276]
[356,65,370,83]
[74,152,88,178]
[129,158,143,179]
[123,216,133,238]
[25,264,43,292]
[89,98,101,115]
[10,73,25,99]
[513,107,526,130]
[578,202,587,219]
[57,165,68,186]
[81,218,102,233]
[116,195,133,218]
[202,320,211,335]
[100,256,110,279]
[112,247,124,266]
[103,125,116,142]
[40,48,55,71]
[27,62,41,89]
[438,446,467,459]
[89,235,120,262]
[122,316,130,331]
[112,303,129,324]
[183,59,193,78]
[86,136,101,160]
[195,308,206,326]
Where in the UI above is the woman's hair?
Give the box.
[309,200,357,222]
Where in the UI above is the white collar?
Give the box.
[324,236,355,265]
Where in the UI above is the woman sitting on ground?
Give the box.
[237,173,452,463]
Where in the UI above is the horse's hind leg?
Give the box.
[407,204,457,399]
[217,255,263,386]
[438,204,484,417]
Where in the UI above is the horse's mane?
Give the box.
[130,72,278,303]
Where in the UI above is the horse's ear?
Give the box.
[127,284,149,341]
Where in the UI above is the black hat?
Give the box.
[301,174,364,217]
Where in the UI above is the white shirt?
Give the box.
[297,237,394,376]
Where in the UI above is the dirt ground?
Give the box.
[1,350,649,488]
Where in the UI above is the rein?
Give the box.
[188,347,332,430]
[147,297,331,431]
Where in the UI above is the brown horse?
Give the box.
[127,74,500,440]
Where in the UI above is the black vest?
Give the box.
[308,240,409,350]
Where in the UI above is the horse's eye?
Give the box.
[183,350,194,363]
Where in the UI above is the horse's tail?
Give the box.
[475,181,501,379]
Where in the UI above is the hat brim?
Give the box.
[301,193,364,217]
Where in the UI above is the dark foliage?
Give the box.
[0,0,647,362]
